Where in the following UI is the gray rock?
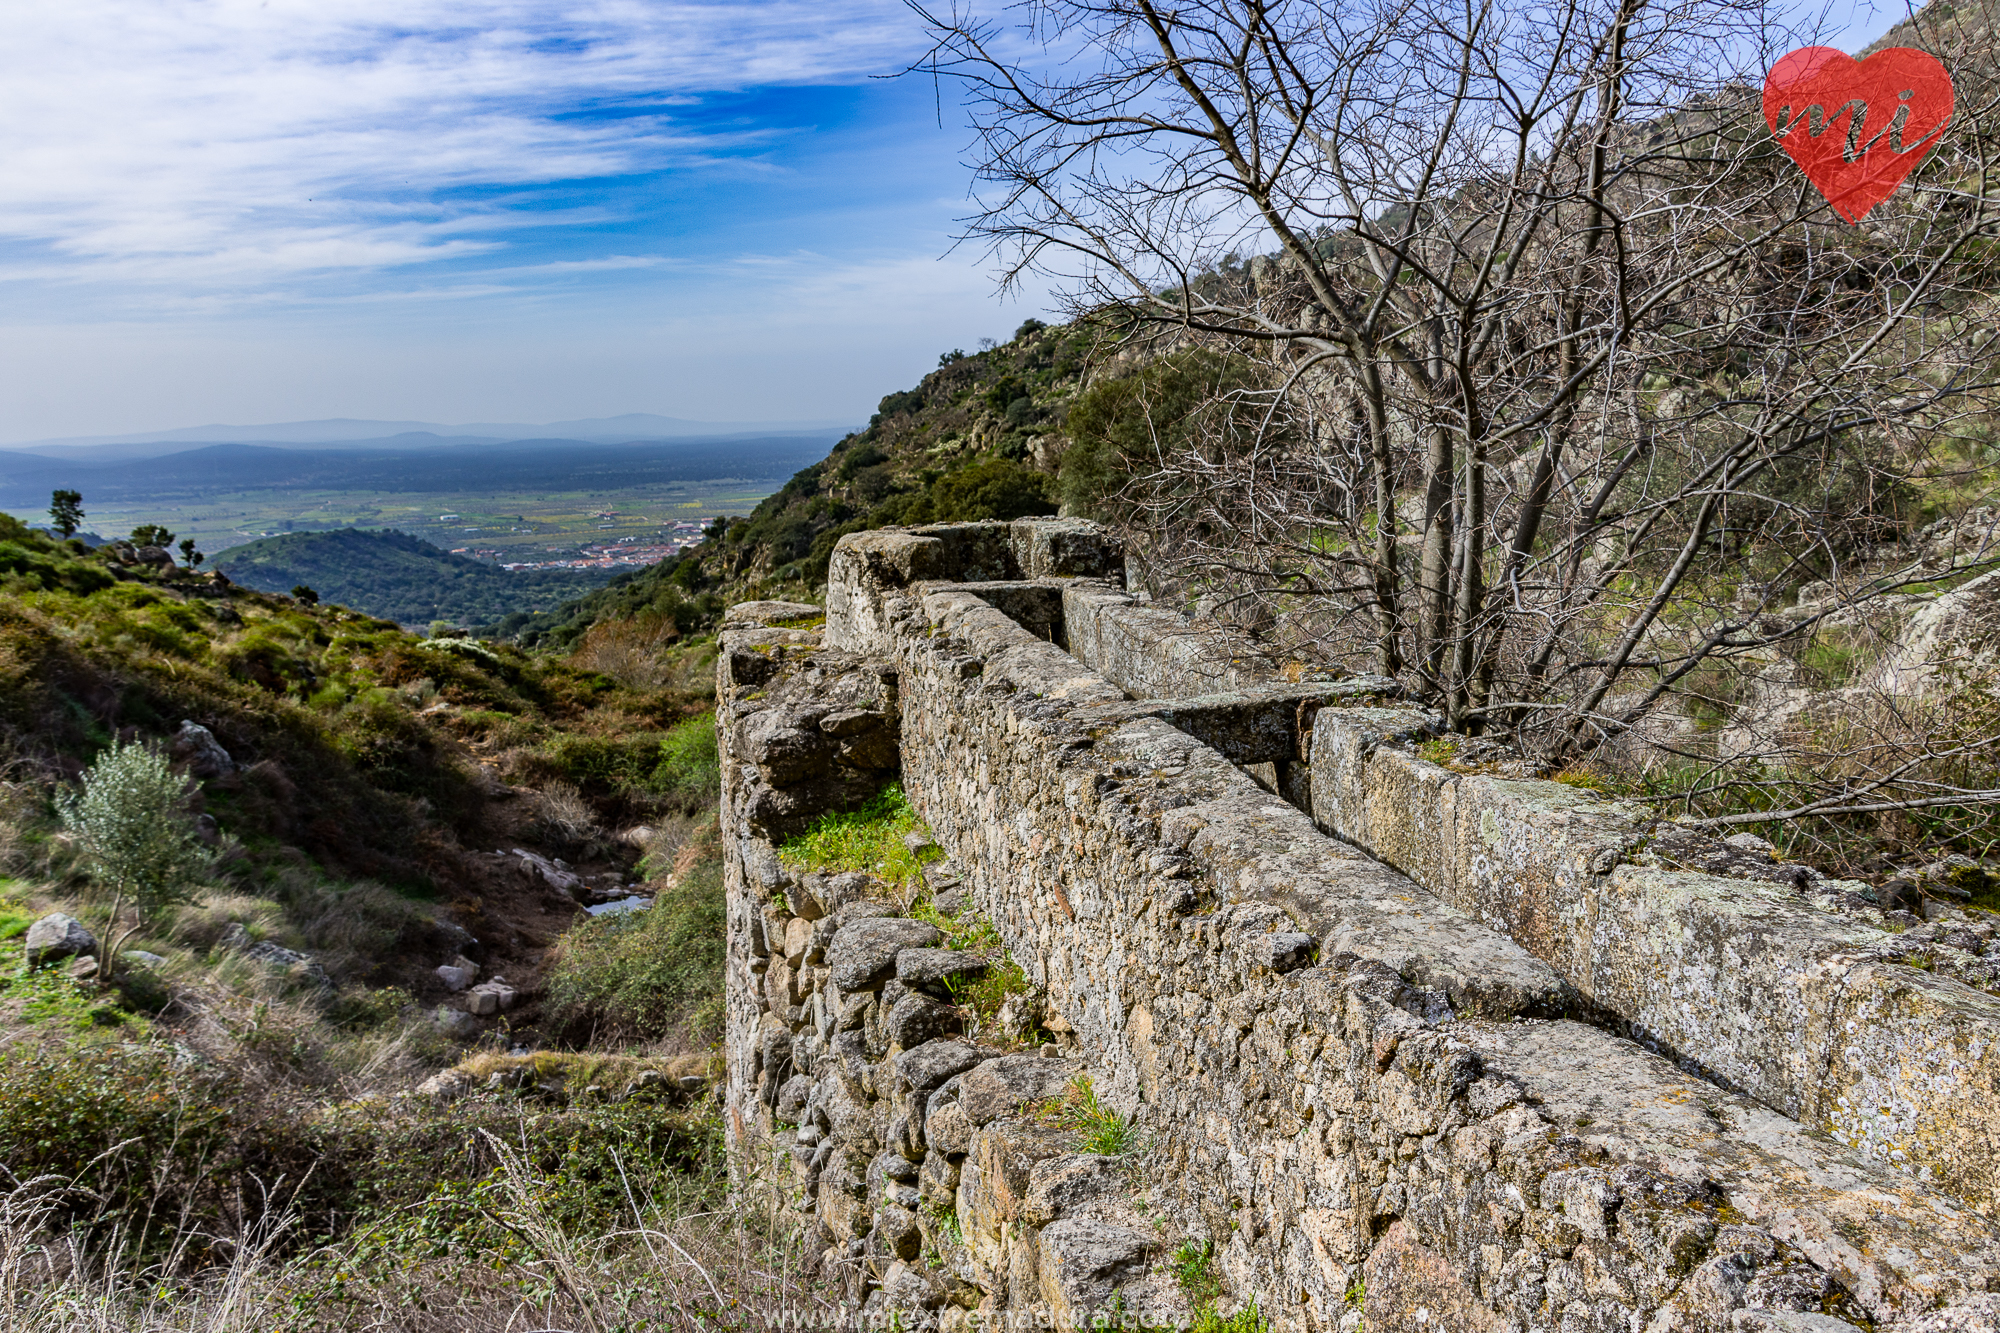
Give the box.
[925,1085,973,1157]
[1897,1295,2000,1331]
[829,897,899,931]
[879,1261,944,1313]
[995,990,1038,1041]
[959,1054,1081,1126]
[1253,931,1317,974]
[867,1205,922,1268]
[884,993,960,1049]
[890,1039,988,1097]
[24,913,96,967]
[1727,1314,1866,1332]
[1022,1154,1129,1227]
[243,940,330,988]
[895,947,988,992]
[436,964,474,991]
[1033,1217,1153,1317]
[415,1069,477,1099]
[468,981,516,1013]
[827,917,941,992]
[873,1149,919,1183]
[171,720,237,779]
[433,1006,481,1038]
[121,950,168,970]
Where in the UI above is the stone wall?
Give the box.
[719,519,2000,1331]
[1309,709,2000,1216]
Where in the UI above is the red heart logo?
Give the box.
[1763,46,1953,222]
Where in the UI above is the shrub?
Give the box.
[927,457,1056,523]
[533,780,601,850]
[652,711,720,800]
[0,1040,235,1248]
[544,855,727,1042]
[543,731,669,795]
[56,740,211,977]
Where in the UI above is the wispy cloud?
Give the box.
[0,1,918,301]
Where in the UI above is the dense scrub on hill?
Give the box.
[213,527,614,627]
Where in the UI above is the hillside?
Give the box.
[0,513,761,1325]
[214,527,616,626]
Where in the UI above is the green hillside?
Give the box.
[214,528,615,626]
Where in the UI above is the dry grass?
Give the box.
[533,780,602,851]
[0,1154,835,1333]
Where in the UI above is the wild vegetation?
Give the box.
[0,513,812,1328]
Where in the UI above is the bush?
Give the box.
[56,740,211,974]
[544,855,727,1042]
[926,457,1056,523]
[652,711,720,800]
[0,1040,236,1248]
[543,731,669,795]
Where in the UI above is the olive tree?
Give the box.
[917,0,2000,777]
[57,741,210,981]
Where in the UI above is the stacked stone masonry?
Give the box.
[721,519,2000,1332]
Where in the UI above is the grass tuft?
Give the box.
[778,783,936,885]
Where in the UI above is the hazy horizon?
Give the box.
[0,0,1914,443]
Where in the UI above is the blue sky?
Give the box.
[0,0,1922,443]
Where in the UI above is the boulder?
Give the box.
[890,1039,988,1098]
[433,1006,481,1038]
[435,964,474,992]
[171,720,237,780]
[121,950,168,971]
[511,848,584,897]
[465,981,516,1016]
[243,940,330,989]
[25,913,96,968]
[415,1068,478,1099]
[826,917,942,992]
[1033,1217,1155,1322]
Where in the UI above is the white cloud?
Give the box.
[0,0,918,299]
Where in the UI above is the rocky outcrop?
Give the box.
[719,519,2000,1331]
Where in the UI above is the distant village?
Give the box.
[448,515,711,572]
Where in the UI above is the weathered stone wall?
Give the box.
[720,519,2000,1331]
[1309,709,2000,1216]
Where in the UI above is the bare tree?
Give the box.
[918,0,2000,775]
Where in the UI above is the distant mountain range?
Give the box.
[2,413,859,461]
[0,433,844,508]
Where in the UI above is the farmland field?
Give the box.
[42,476,782,560]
